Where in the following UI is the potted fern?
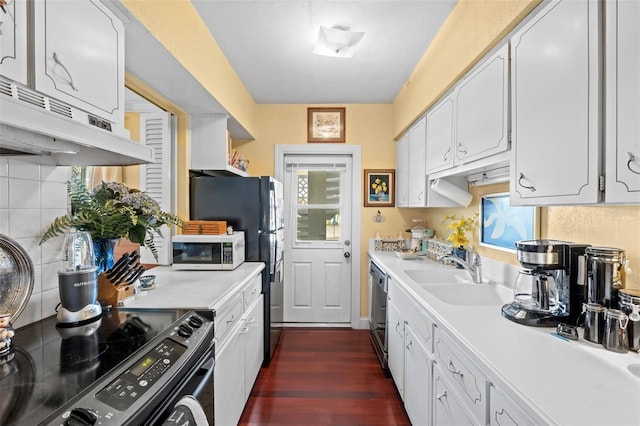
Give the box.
[40,175,184,272]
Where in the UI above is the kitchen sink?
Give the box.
[419,283,513,306]
[404,269,472,284]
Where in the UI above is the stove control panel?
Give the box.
[96,338,186,410]
[42,311,214,426]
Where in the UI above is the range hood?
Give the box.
[0,78,152,166]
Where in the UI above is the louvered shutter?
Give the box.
[139,112,175,264]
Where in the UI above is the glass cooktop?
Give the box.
[0,308,187,425]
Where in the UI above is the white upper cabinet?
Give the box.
[397,116,459,208]
[0,0,28,85]
[425,43,509,176]
[396,134,409,207]
[190,114,249,176]
[604,0,640,203]
[455,44,509,165]
[408,117,427,206]
[426,95,455,174]
[510,0,601,205]
[33,0,125,124]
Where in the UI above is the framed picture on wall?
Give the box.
[479,193,539,252]
[307,107,346,143]
[364,169,395,207]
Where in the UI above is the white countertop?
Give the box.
[122,262,265,311]
[369,250,640,426]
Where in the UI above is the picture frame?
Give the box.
[307,107,346,143]
[364,169,395,207]
[479,192,539,252]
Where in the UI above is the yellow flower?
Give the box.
[442,213,478,249]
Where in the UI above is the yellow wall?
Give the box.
[393,0,541,136]
[121,0,256,138]
[235,104,404,315]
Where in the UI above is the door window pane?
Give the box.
[294,169,342,242]
[296,208,340,241]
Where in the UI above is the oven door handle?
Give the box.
[191,358,215,397]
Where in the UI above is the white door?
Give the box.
[283,155,353,323]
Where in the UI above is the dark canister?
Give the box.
[585,247,626,308]
[602,309,629,353]
[582,303,606,344]
[618,289,640,351]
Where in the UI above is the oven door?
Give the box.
[146,353,214,425]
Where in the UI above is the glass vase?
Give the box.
[452,246,467,269]
[93,238,118,275]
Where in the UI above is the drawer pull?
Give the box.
[244,317,256,323]
[447,360,463,377]
[239,327,249,334]
[437,391,447,401]
[226,315,236,324]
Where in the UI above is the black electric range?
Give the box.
[0,308,215,425]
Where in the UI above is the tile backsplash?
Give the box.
[0,158,69,328]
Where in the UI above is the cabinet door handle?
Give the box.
[244,317,256,323]
[418,190,423,200]
[239,327,249,334]
[406,339,413,351]
[226,314,236,324]
[457,142,467,155]
[52,52,78,92]
[395,320,401,333]
[518,172,536,192]
[443,147,451,162]
[447,360,463,377]
[626,152,640,175]
[437,391,448,401]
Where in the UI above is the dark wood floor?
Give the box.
[239,328,410,426]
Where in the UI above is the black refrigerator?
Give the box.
[190,174,284,364]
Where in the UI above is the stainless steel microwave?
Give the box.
[171,232,245,270]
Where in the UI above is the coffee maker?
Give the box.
[502,240,589,326]
[57,231,102,327]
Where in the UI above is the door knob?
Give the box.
[344,252,351,258]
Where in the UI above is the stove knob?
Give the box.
[65,407,97,425]
[188,316,203,328]
[178,324,193,338]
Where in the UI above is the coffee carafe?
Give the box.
[56,231,102,327]
[502,240,589,326]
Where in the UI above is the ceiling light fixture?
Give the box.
[312,25,365,58]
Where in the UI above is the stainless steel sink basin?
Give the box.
[404,269,472,284]
[419,283,513,306]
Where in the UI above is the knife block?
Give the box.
[98,274,136,307]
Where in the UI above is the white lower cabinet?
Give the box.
[433,328,487,422]
[387,292,405,397]
[404,323,432,426]
[244,295,264,400]
[214,274,264,426]
[489,384,536,426]
[433,365,475,426]
[215,323,245,426]
[385,275,539,426]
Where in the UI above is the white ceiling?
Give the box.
[191,0,457,104]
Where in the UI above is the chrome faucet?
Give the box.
[437,251,483,284]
